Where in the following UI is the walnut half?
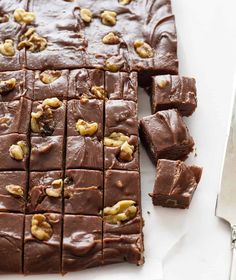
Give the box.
[0,39,15,57]
[104,132,130,147]
[102,32,120,45]
[80,8,92,23]
[91,86,107,100]
[14,8,35,25]
[101,11,117,26]
[5,184,24,197]
[119,140,134,162]
[0,78,16,95]
[31,214,53,241]
[45,179,63,198]
[75,119,98,136]
[9,141,28,161]
[134,40,154,58]
[39,70,61,84]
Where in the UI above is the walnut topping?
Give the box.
[102,200,137,224]
[0,14,9,23]
[80,8,92,23]
[102,32,120,45]
[119,0,132,5]
[14,8,35,25]
[42,97,62,108]
[105,55,124,72]
[39,70,61,84]
[18,28,47,52]
[101,11,117,26]
[0,78,16,95]
[31,214,53,241]
[91,86,107,100]
[5,184,24,197]
[75,119,98,136]
[119,141,134,162]
[104,132,130,147]
[0,39,15,56]
[46,179,63,198]
[9,141,28,161]
[134,40,154,58]
[157,78,169,89]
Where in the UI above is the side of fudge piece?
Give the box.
[0,213,24,273]
[64,169,103,215]
[139,109,194,164]
[0,133,29,171]
[0,98,32,135]
[27,171,63,213]
[33,70,69,100]
[24,213,62,274]
[0,171,27,212]
[149,159,202,209]
[62,215,103,272]
[151,75,197,116]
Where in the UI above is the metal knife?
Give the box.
[216,85,236,280]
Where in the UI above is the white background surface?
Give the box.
[5,0,236,279]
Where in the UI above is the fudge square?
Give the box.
[0,213,24,273]
[24,213,62,274]
[27,171,63,213]
[0,171,27,212]
[64,169,103,215]
[139,109,194,164]
[149,159,202,209]
[151,75,197,116]
[62,215,103,272]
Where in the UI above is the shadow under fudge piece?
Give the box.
[0,213,24,273]
[27,171,63,213]
[24,213,62,274]
[139,109,194,164]
[151,75,197,116]
[66,136,103,170]
[0,171,27,212]
[0,98,32,135]
[149,159,202,209]
[30,136,64,171]
[33,70,69,100]
[105,100,138,136]
[62,215,102,272]
[67,98,104,139]
[0,133,29,171]
[64,169,103,215]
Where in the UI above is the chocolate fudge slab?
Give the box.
[139,109,194,164]
[24,213,62,274]
[66,136,103,170]
[33,70,69,100]
[0,171,26,212]
[149,159,202,209]
[0,133,29,171]
[0,213,24,273]
[62,215,103,272]
[31,99,66,137]
[30,136,64,171]
[64,169,103,215]
[27,171,63,213]
[67,98,104,139]
[0,98,32,135]
[151,75,197,116]
[105,100,138,136]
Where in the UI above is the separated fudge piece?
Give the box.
[0,98,32,135]
[64,169,103,215]
[24,213,62,274]
[151,75,197,116]
[62,215,102,272]
[139,109,194,164]
[149,159,202,209]
[105,72,138,102]
[105,100,138,136]
[0,70,34,101]
[0,213,24,273]
[66,136,103,170]
[31,98,66,137]
[67,98,104,139]
[27,171,63,213]
[68,69,105,100]
[0,171,26,212]
[0,133,29,171]
[30,136,64,171]
[33,70,69,100]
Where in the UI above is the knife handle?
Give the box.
[230,226,236,280]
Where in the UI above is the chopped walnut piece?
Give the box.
[119,0,132,5]
[101,11,117,26]
[39,70,61,84]
[75,119,98,136]
[119,140,134,162]
[42,97,62,108]
[134,40,154,58]
[0,78,16,95]
[105,55,124,72]
[91,86,107,100]
[18,28,47,52]
[80,8,92,23]
[9,141,28,161]
[102,32,120,45]
[0,14,9,23]
[31,214,53,241]
[104,132,130,147]
[0,39,15,56]
[5,184,24,197]
[14,8,35,24]
[157,78,169,89]
[46,179,63,198]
